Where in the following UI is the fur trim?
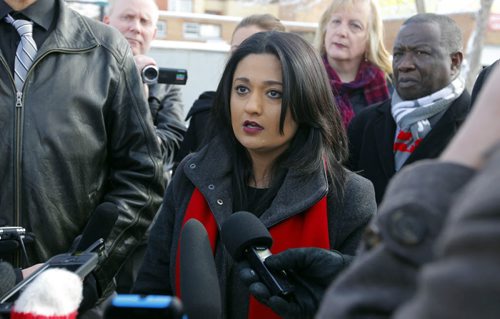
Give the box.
[12,268,83,318]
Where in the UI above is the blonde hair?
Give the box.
[314,0,392,77]
[232,14,286,38]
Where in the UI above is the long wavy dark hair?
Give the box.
[210,31,348,212]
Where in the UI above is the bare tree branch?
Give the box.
[464,0,494,91]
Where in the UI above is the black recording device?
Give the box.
[141,65,188,85]
[220,211,294,299]
[0,226,26,240]
[0,242,100,305]
[104,294,184,319]
[0,202,119,306]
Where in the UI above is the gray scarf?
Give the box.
[391,76,465,171]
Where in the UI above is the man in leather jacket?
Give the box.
[0,0,164,308]
[104,0,186,187]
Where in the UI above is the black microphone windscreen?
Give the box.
[0,261,16,298]
[180,219,221,319]
[220,211,272,260]
[75,202,119,253]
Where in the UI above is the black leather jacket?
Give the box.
[0,0,164,294]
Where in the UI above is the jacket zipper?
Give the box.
[1,45,98,265]
[15,91,23,228]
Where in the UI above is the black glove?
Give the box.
[238,248,351,319]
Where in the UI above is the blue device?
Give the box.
[105,294,185,319]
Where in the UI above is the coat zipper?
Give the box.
[1,45,98,265]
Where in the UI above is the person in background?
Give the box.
[0,0,163,312]
[315,0,392,127]
[175,14,286,163]
[347,13,471,204]
[316,47,500,319]
[133,31,376,319]
[104,0,185,186]
[470,59,499,105]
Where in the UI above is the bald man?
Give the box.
[105,0,186,187]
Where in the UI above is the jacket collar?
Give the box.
[37,0,100,55]
[405,90,471,165]
[184,135,328,228]
[373,91,471,176]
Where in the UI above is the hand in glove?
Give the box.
[238,248,352,319]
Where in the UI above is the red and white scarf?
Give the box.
[392,76,464,170]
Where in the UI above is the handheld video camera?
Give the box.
[141,66,188,85]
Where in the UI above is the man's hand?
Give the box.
[238,248,352,319]
[133,54,157,75]
[21,263,44,279]
[134,55,157,97]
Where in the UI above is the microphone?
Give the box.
[73,202,120,254]
[220,211,294,298]
[179,219,221,319]
[0,262,16,298]
[0,202,119,305]
[10,268,83,319]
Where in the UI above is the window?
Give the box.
[183,22,221,40]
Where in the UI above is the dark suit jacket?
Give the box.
[471,59,499,105]
[347,91,471,204]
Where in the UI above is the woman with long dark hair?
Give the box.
[134,31,376,319]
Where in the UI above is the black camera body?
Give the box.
[141,66,188,85]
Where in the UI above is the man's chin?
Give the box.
[128,42,142,56]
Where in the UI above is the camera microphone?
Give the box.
[141,65,188,85]
[220,211,294,298]
[0,202,120,305]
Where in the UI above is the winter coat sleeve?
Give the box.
[149,83,186,170]
[132,158,191,295]
[329,171,376,256]
[316,160,475,319]
[95,47,165,295]
[394,146,500,319]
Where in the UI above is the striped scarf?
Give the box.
[323,57,390,127]
[392,76,465,171]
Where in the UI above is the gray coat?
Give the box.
[316,157,479,318]
[134,136,376,319]
[148,83,186,185]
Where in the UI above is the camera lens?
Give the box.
[141,65,159,84]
